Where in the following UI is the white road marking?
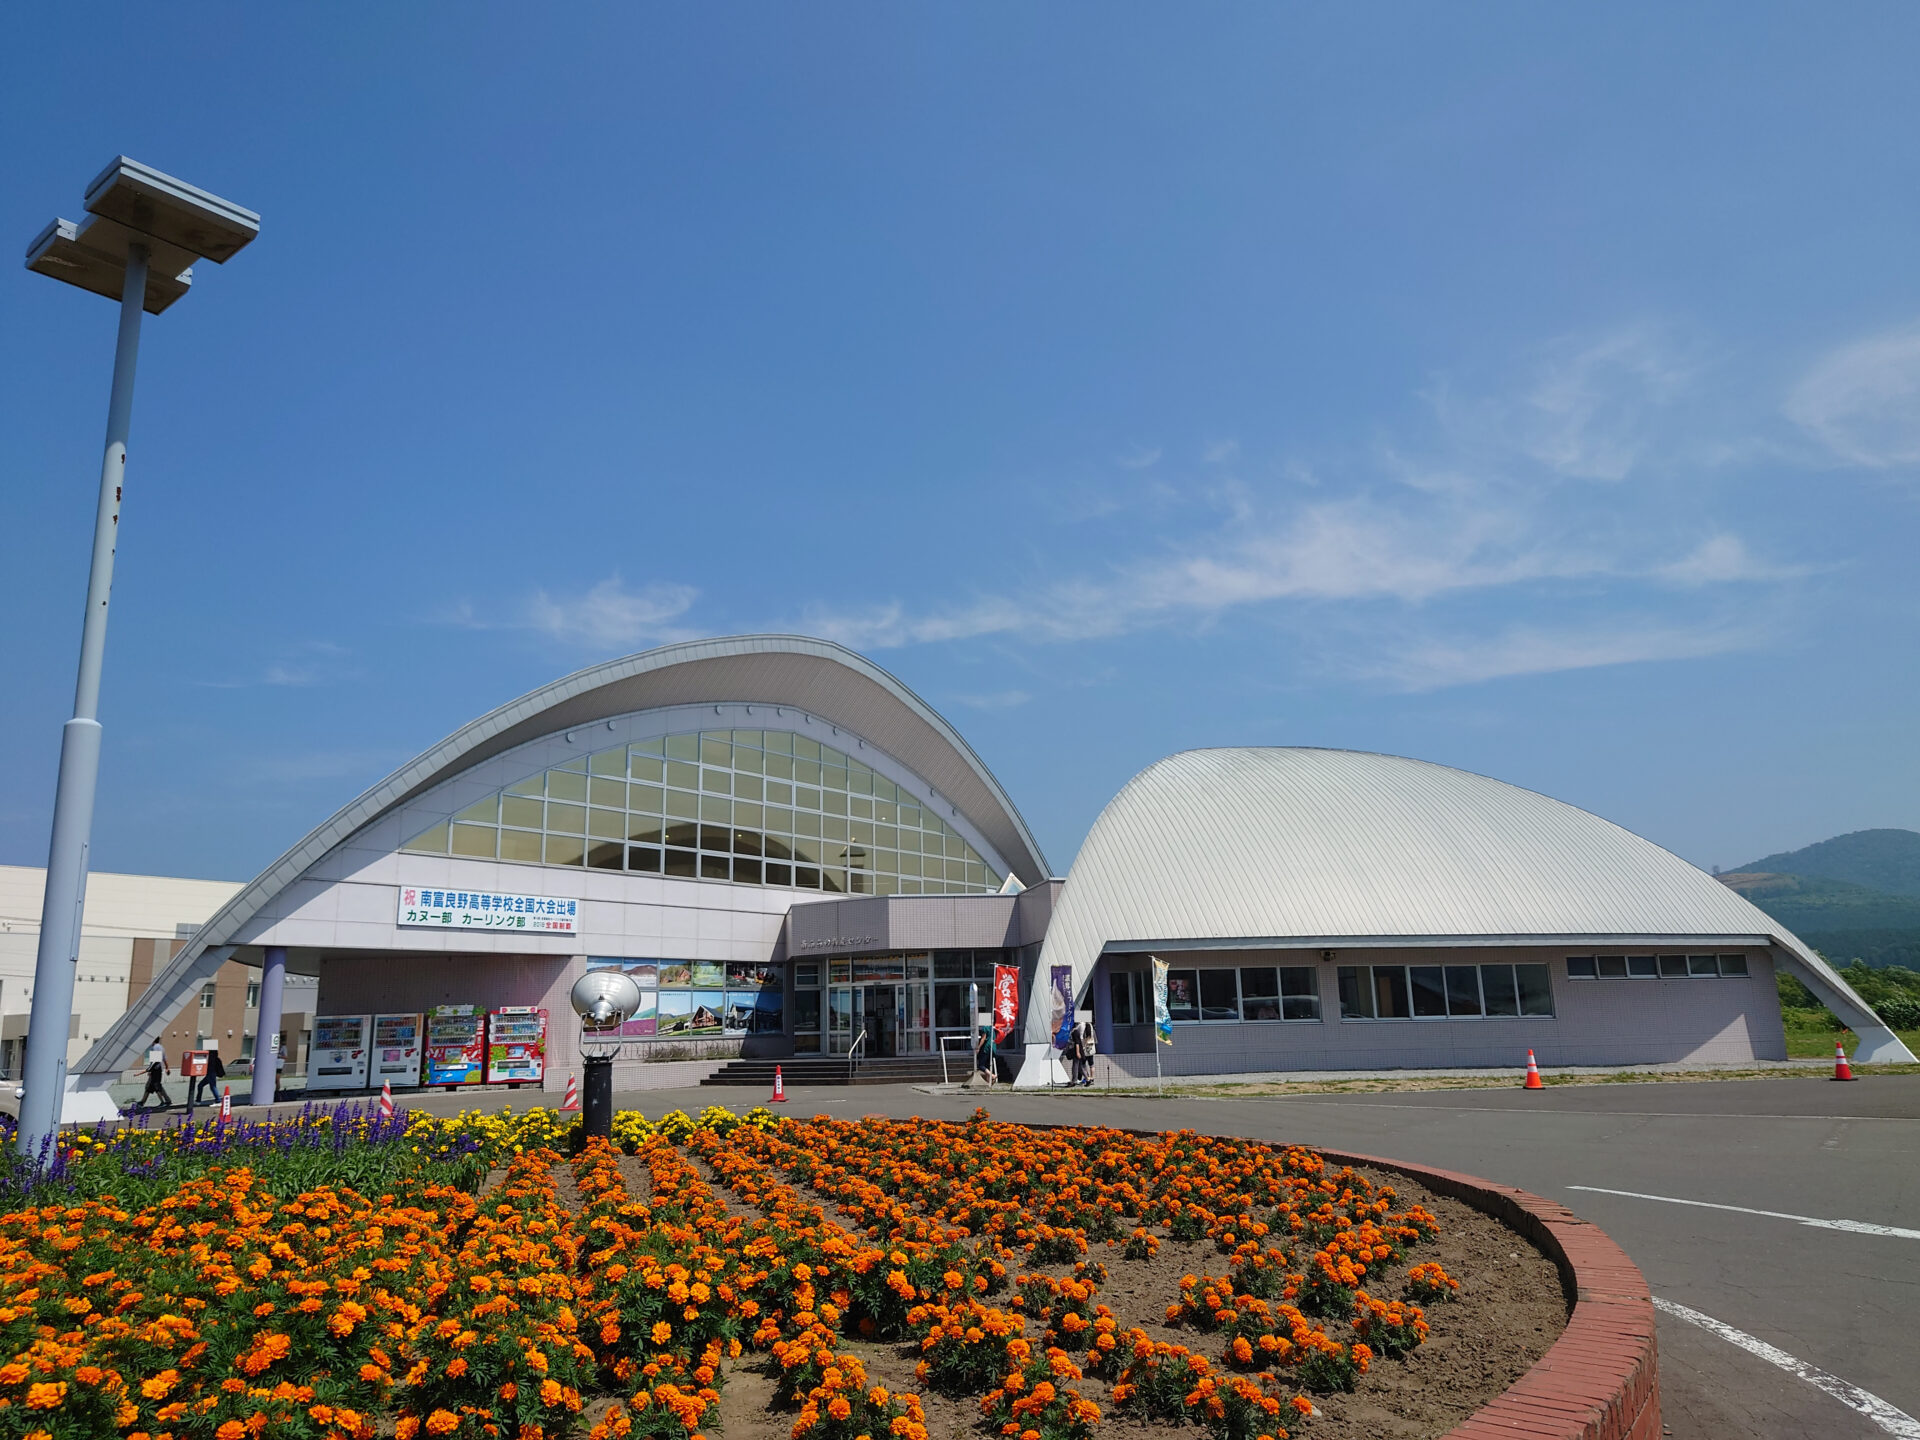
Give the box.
[1567,1184,1920,1240]
[1652,1297,1920,1439]
[1245,1098,1913,1122]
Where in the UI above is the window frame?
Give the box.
[1335,962,1554,1020]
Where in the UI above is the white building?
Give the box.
[0,865,317,1080]
[1013,748,1913,1082]
[31,637,1909,1119]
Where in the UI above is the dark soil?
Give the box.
[688,1151,1567,1440]
[548,1144,1567,1440]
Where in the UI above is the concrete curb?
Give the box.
[1312,1147,1660,1440]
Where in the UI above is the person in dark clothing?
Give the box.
[140,1037,173,1110]
[194,1043,226,1105]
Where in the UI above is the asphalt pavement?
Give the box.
[580,1075,1920,1440]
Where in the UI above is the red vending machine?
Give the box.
[485,1007,548,1087]
[425,1005,485,1088]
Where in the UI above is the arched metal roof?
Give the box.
[1028,747,1913,1061]
[79,636,1048,1077]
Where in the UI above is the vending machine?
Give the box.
[305,1014,372,1091]
[424,1005,486,1087]
[485,1006,548,1087]
[371,1012,425,1089]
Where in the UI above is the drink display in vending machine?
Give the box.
[424,1005,486,1087]
[306,1015,373,1091]
[371,1012,425,1089]
[485,1006,548,1087]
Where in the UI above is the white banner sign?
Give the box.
[398,886,578,933]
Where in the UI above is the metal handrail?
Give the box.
[937,1033,976,1086]
[847,1027,868,1082]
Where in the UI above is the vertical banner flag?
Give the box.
[993,965,1020,1041]
[1152,957,1173,1045]
[1050,965,1075,1049]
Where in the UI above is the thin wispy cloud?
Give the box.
[444,576,703,653]
[1786,321,1920,469]
[193,641,355,690]
[1361,616,1770,693]
[1650,535,1811,588]
[791,321,1826,691]
[1115,445,1163,470]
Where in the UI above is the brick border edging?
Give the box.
[1311,1147,1659,1440]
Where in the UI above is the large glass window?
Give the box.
[401,728,1003,896]
[1338,963,1554,1020]
[1568,953,1749,981]
[1166,970,1200,1023]
[1280,968,1321,1021]
[1239,967,1280,1021]
[1160,965,1321,1024]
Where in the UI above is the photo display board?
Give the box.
[587,958,784,1039]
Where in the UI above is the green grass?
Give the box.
[1784,1016,1920,1060]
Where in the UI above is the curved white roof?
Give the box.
[79,636,1048,1076]
[1029,748,1912,1060]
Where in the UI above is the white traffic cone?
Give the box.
[561,1074,581,1112]
[770,1064,788,1103]
[219,1085,232,1123]
[378,1080,395,1118]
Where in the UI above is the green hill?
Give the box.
[1719,829,1920,969]
[1737,828,1920,897]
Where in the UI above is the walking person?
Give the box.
[139,1036,173,1110]
[973,1028,995,1086]
[1076,1019,1098,1087]
[193,1040,225,1106]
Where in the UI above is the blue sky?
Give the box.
[4,6,1919,884]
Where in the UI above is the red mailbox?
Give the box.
[182,1050,210,1079]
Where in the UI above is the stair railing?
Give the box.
[848,1027,868,1083]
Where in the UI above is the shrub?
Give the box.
[1405,1262,1459,1304]
[979,1344,1101,1440]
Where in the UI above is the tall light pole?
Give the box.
[17,159,258,1156]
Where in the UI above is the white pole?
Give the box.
[18,245,148,1157]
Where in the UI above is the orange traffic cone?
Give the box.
[378,1080,395,1119]
[561,1074,581,1112]
[1834,1040,1855,1082]
[770,1064,788,1103]
[219,1085,232,1123]
[1523,1049,1544,1090]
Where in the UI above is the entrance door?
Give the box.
[865,985,898,1056]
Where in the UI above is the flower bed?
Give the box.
[0,1105,1571,1440]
